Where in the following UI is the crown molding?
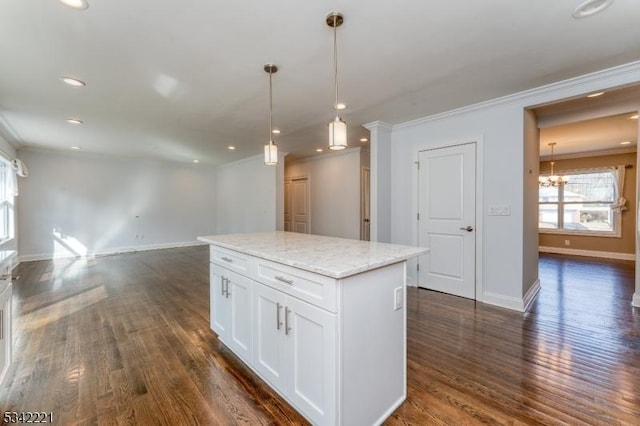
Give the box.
[286,146,361,164]
[363,121,392,131]
[540,146,636,161]
[394,60,640,130]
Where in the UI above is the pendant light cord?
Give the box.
[269,69,273,144]
[333,14,339,116]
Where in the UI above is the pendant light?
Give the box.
[327,12,347,150]
[539,142,568,187]
[264,64,278,165]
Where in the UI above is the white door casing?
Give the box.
[418,143,476,299]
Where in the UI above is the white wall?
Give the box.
[286,148,361,239]
[387,61,640,311]
[17,149,217,261]
[216,154,281,234]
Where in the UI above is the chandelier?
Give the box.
[539,142,568,187]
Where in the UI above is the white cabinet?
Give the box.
[253,282,336,424]
[210,266,252,364]
[0,281,11,385]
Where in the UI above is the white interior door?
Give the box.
[292,177,310,234]
[418,143,476,299]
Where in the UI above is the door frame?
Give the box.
[413,136,484,301]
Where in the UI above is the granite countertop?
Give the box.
[198,231,428,279]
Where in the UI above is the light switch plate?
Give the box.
[488,204,511,216]
[394,287,403,311]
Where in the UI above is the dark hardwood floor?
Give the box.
[1,249,638,425]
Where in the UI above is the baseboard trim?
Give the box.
[633,293,640,308]
[18,240,207,263]
[482,292,526,312]
[539,246,634,261]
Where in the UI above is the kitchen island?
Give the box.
[197,231,427,425]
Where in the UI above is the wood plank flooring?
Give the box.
[0,248,638,425]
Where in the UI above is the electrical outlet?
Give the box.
[394,287,403,311]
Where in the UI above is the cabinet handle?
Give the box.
[221,276,226,296]
[276,302,282,330]
[221,256,233,263]
[275,275,293,285]
[225,278,231,298]
[285,306,291,335]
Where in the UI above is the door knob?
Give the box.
[459,225,474,232]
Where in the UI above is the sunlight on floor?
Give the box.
[21,285,107,332]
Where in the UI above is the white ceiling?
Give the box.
[2,0,640,164]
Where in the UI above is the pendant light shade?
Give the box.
[264,64,279,165]
[329,116,347,150]
[327,12,347,151]
[264,141,278,165]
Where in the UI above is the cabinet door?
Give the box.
[285,296,337,425]
[252,282,287,391]
[210,267,230,338]
[227,271,252,363]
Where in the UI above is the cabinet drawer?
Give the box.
[210,246,252,275]
[255,260,337,312]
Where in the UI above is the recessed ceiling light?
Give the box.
[71,146,81,150]
[316,148,323,152]
[59,0,89,10]
[334,103,347,110]
[272,129,281,134]
[360,138,368,142]
[61,76,86,87]
[620,141,632,145]
[228,146,236,150]
[630,114,639,120]
[66,118,83,125]
[586,91,605,98]
[193,159,200,163]
[572,0,614,19]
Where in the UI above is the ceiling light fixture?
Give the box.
[193,160,200,163]
[66,118,83,125]
[327,12,347,151]
[71,146,81,150]
[228,146,236,150]
[61,76,86,87]
[59,0,89,10]
[620,141,632,145]
[572,0,614,18]
[630,114,639,120]
[539,142,568,187]
[316,148,323,152]
[586,91,605,98]
[264,64,279,165]
[360,138,368,142]
[272,129,281,134]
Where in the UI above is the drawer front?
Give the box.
[255,260,337,312]
[210,246,252,275]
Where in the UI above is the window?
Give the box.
[0,160,15,243]
[539,169,619,236]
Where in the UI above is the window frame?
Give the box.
[538,167,621,238]
[0,158,15,246]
